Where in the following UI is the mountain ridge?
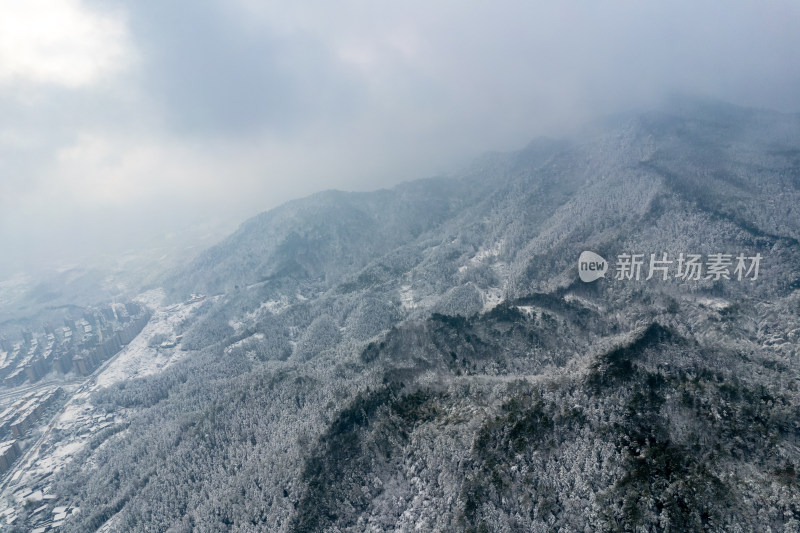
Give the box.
[36,99,800,532]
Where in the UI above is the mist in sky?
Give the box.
[2,1,800,273]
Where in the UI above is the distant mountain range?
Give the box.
[44,98,800,532]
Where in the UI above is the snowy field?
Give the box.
[92,289,206,390]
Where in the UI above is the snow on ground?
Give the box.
[56,395,91,425]
[133,288,166,310]
[697,297,731,311]
[473,241,503,262]
[458,241,504,274]
[563,293,606,313]
[6,391,106,490]
[92,294,205,390]
[400,285,416,310]
[225,333,265,354]
[33,440,86,476]
[265,297,291,313]
[481,287,504,312]
[232,297,291,331]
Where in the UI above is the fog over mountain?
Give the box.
[2,1,800,273]
[2,3,800,532]
[0,99,797,531]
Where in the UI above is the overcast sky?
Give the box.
[2,1,800,272]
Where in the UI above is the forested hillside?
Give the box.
[22,99,800,532]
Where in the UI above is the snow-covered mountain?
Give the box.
[33,99,800,531]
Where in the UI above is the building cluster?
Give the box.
[0,440,21,474]
[0,302,151,388]
[1,488,79,530]
[0,387,64,445]
[0,387,65,490]
[0,387,65,477]
[0,395,110,529]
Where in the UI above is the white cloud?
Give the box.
[50,133,223,207]
[2,0,800,271]
[0,0,133,88]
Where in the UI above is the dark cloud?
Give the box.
[119,0,361,136]
[3,1,800,272]
[0,85,113,202]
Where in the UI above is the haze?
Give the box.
[2,1,800,274]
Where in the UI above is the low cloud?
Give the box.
[2,0,800,271]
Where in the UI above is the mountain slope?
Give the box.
[35,99,800,532]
